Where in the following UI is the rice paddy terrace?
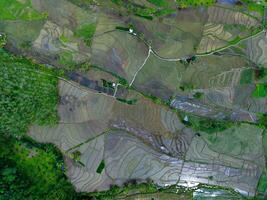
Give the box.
[1,0,267,199]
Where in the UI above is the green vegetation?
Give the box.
[102,79,115,89]
[176,0,216,8]
[240,68,253,84]
[111,0,175,20]
[74,23,96,46]
[71,150,82,162]
[0,0,46,20]
[252,83,267,98]
[96,160,105,174]
[0,33,7,48]
[147,0,169,7]
[91,64,129,86]
[180,113,232,134]
[255,67,267,80]
[117,98,138,105]
[0,49,58,136]
[59,51,74,69]
[59,34,71,43]
[257,113,267,128]
[154,8,176,17]
[256,169,267,199]
[179,82,195,91]
[229,36,241,45]
[85,181,158,200]
[116,26,130,31]
[0,135,77,200]
[242,0,265,16]
[193,92,204,99]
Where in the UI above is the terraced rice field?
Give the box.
[28,80,265,196]
[2,0,266,198]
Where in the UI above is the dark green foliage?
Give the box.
[257,113,267,128]
[0,135,77,200]
[193,92,203,99]
[0,49,58,136]
[118,77,128,86]
[135,13,153,20]
[96,160,105,174]
[255,67,267,80]
[180,114,232,133]
[115,26,130,31]
[102,79,114,88]
[116,98,137,105]
[180,83,194,91]
[0,33,6,48]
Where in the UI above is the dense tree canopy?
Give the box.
[0,49,58,136]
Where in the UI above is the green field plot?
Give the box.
[253,83,267,97]
[147,0,169,7]
[74,23,96,47]
[0,0,46,20]
[96,160,105,174]
[240,68,253,84]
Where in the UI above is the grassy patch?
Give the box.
[59,51,74,69]
[242,0,265,16]
[74,23,96,47]
[0,0,46,20]
[228,36,241,45]
[176,0,216,8]
[252,83,267,98]
[146,0,169,7]
[59,34,71,43]
[154,8,175,17]
[0,49,58,137]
